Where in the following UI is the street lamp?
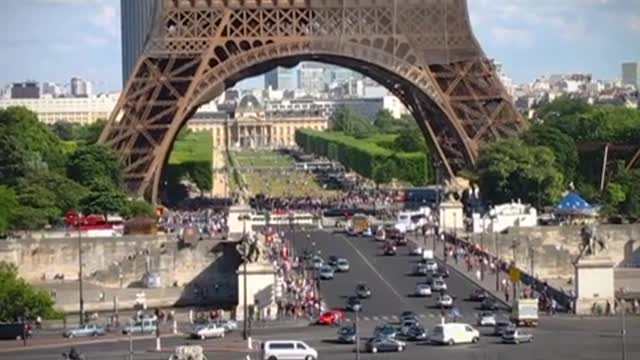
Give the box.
[354,306,361,360]
[77,229,85,325]
[238,214,252,340]
[620,287,627,360]
[480,217,485,281]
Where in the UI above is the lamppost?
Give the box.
[480,217,486,281]
[494,231,500,291]
[77,229,85,325]
[354,306,361,360]
[510,240,520,301]
[238,214,252,340]
[620,287,627,360]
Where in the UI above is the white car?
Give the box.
[336,258,350,272]
[415,284,432,297]
[437,294,454,308]
[410,247,424,256]
[211,319,238,333]
[477,312,497,327]
[424,260,438,272]
[261,340,318,360]
[190,323,226,339]
[312,257,324,269]
[432,279,447,292]
[319,265,335,280]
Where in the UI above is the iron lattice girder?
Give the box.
[100,0,527,202]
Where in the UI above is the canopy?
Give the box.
[554,192,598,216]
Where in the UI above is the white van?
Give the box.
[429,323,480,345]
[261,340,318,360]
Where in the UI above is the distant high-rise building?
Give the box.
[622,62,640,89]
[298,65,325,94]
[41,82,63,97]
[265,67,296,90]
[10,82,40,99]
[121,0,158,86]
[70,77,93,97]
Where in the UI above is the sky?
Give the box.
[1,0,639,93]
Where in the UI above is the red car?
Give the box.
[317,310,345,326]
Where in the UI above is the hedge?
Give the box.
[295,129,431,185]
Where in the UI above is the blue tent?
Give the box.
[554,192,598,216]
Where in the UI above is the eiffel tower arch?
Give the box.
[100,0,527,203]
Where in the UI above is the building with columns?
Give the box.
[188,95,328,150]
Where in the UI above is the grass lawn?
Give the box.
[232,149,294,167]
[243,170,339,198]
[169,131,212,165]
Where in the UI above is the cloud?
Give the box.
[490,26,533,48]
[89,2,119,38]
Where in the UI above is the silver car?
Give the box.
[319,265,335,280]
[502,329,534,344]
[211,319,238,333]
[63,324,105,338]
[336,258,350,272]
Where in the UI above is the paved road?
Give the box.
[288,229,509,325]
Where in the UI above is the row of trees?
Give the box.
[475,97,640,216]
[0,107,154,232]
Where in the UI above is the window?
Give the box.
[269,343,294,349]
[465,326,474,332]
[296,343,307,350]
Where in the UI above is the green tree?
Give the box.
[0,262,59,321]
[79,179,128,216]
[12,182,59,229]
[372,159,397,185]
[50,121,78,141]
[331,107,375,138]
[536,96,590,122]
[373,110,397,132]
[18,171,88,214]
[0,107,66,184]
[123,199,155,218]
[77,119,107,144]
[523,124,578,183]
[66,144,122,188]
[392,127,427,153]
[0,186,18,233]
[477,139,564,207]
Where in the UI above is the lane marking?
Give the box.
[382,316,389,321]
[370,316,377,321]
[363,316,370,321]
[419,314,426,318]
[391,315,399,320]
[343,237,410,307]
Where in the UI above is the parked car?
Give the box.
[335,258,350,272]
[356,283,371,298]
[502,329,534,344]
[63,324,106,338]
[189,323,226,339]
[477,312,497,327]
[317,310,344,326]
[210,319,238,333]
[415,283,432,297]
[365,337,406,353]
[122,318,157,335]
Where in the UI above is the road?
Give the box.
[2,229,639,360]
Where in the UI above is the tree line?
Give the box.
[0,107,154,233]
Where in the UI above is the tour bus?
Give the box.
[395,207,431,232]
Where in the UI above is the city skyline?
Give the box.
[1,0,639,93]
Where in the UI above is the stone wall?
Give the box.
[465,224,640,280]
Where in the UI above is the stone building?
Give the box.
[188,94,328,150]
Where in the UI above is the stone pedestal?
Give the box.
[438,200,464,232]
[227,204,253,237]
[235,262,278,321]
[574,255,615,315]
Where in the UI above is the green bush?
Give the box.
[295,129,431,185]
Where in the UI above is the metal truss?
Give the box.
[100,0,527,203]
[578,142,640,191]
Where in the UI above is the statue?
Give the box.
[578,224,607,258]
[236,234,268,264]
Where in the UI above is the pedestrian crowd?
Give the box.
[159,209,228,239]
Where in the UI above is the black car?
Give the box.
[356,283,372,298]
[346,296,362,312]
[470,289,488,302]
[435,268,450,278]
[494,321,516,336]
[328,255,339,267]
[403,325,429,341]
[337,326,357,344]
[481,298,499,311]
[365,337,406,353]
